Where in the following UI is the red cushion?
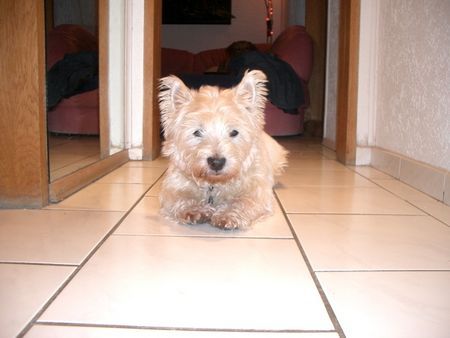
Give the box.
[161,48,195,77]
[271,25,313,82]
[47,90,99,135]
[46,25,99,135]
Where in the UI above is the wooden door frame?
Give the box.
[335,0,360,165]
[99,0,111,158]
[0,1,48,208]
[305,0,328,136]
[143,0,162,160]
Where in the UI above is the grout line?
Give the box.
[112,233,294,240]
[0,261,78,267]
[315,269,450,273]
[273,191,347,338]
[17,171,167,338]
[44,207,130,212]
[283,212,426,216]
[34,321,338,334]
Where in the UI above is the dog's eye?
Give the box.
[193,130,203,137]
[229,130,239,137]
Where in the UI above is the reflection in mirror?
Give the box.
[46,0,101,181]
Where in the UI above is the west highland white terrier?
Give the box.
[158,70,288,229]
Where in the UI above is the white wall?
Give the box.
[125,0,145,160]
[108,0,126,152]
[354,0,379,164]
[325,0,450,171]
[161,0,288,53]
[374,0,450,171]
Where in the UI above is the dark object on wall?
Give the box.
[163,0,233,25]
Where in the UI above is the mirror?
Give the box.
[45,0,125,181]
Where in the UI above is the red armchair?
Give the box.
[46,24,99,135]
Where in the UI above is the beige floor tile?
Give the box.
[26,325,339,338]
[287,151,326,160]
[145,178,163,196]
[288,158,347,171]
[277,139,322,152]
[96,166,166,184]
[276,186,424,215]
[46,183,149,211]
[409,199,450,226]
[317,271,450,338]
[0,209,123,265]
[320,148,337,160]
[39,236,333,331]
[122,157,169,168]
[348,166,393,179]
[374,179,450,225]
[115,196,292,238]
[289,214,450,271]
[0,264,74,338]
[279,169,375,187]
[373,178,437,202]
[276,137,318,151]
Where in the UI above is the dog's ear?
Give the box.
[159,75,192,133]
[234,70,268,128]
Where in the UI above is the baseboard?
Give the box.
[49,150,129,203]
[356,146,372,165]
[371,147,449,205]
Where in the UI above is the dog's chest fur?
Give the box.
[200,182,236,206]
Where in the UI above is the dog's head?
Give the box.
[159,70,268,185]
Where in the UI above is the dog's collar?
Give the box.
[208,185,214,204]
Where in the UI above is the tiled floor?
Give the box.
[1,137,450,338]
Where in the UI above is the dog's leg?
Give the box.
[210,185,274,230]
[160,183,214,225]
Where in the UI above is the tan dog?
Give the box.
[158,70,288,229]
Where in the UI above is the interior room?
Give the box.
[0,1,449,338]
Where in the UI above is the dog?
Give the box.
[158,70,288,229]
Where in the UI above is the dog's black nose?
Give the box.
[207,157,226,171]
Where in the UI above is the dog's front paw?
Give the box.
[177,206,213,225]
[211,212,249,230]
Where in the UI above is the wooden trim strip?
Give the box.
[142,0,162,160]
[0,0,48,208]
[98,0,110,158]
[336,0,360,165]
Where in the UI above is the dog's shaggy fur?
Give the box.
[158,70,288,229]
